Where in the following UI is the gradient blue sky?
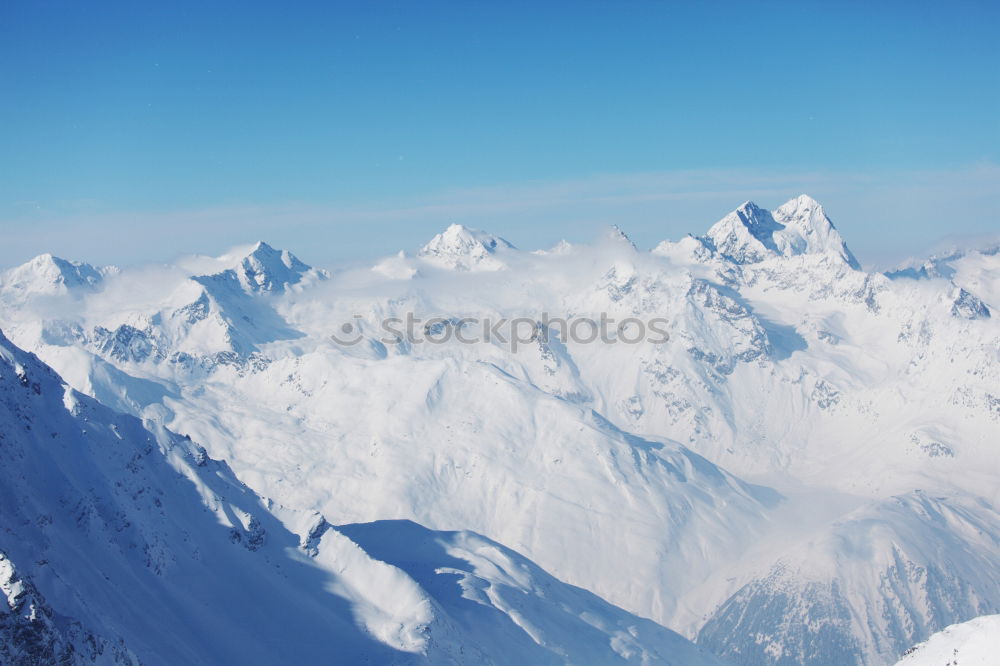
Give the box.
[2,0,998,269]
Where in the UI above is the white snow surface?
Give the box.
[0,329,723,665]
[2,194,999,665]
[417,223,515,270]
[894,614,1000,665]
[704,195,861,268]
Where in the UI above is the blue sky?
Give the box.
[1,0,997,269]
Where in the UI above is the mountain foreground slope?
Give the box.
[894,614,1000,665]
[0,328,723,665]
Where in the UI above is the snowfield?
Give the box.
[895,614,1000,665]
[0,329,723,665]
[2,195,998,665]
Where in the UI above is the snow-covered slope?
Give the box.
[698,491,1000,665]
[2,194,998,665]
[0,328,724,664]
[0,327,394,664]
[895,614,1000,665]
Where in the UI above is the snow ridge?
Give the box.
[895,614,1000,665]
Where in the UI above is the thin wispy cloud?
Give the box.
[3,163,998,271]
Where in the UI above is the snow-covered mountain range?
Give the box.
[2,195,998,665]
[0,328,719,665]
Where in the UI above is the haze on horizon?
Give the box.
[1,0,997,269]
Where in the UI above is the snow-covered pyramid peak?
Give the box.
[705,195,860,269]
[417,223,515,271]
[604,224,638,250]
[230,241,320,293]
[0,253,112,301]
[771,194,861,268]
[704,201,781,264]
[194,241,324,295]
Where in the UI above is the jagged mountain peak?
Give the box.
[782,193,823,209]
[771,194,858,264]
[417,223,515,270]
[735,199,767,213]
[245,240,301,263]
[705,195,860,269]
[0,253,110,297]
[194,241,324,295]
[234,241,317,293]
[533,239,575,256]
[604,224,638,250]
[421,223,514,253]
[772,194,826,226]
[951,286,991,319]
